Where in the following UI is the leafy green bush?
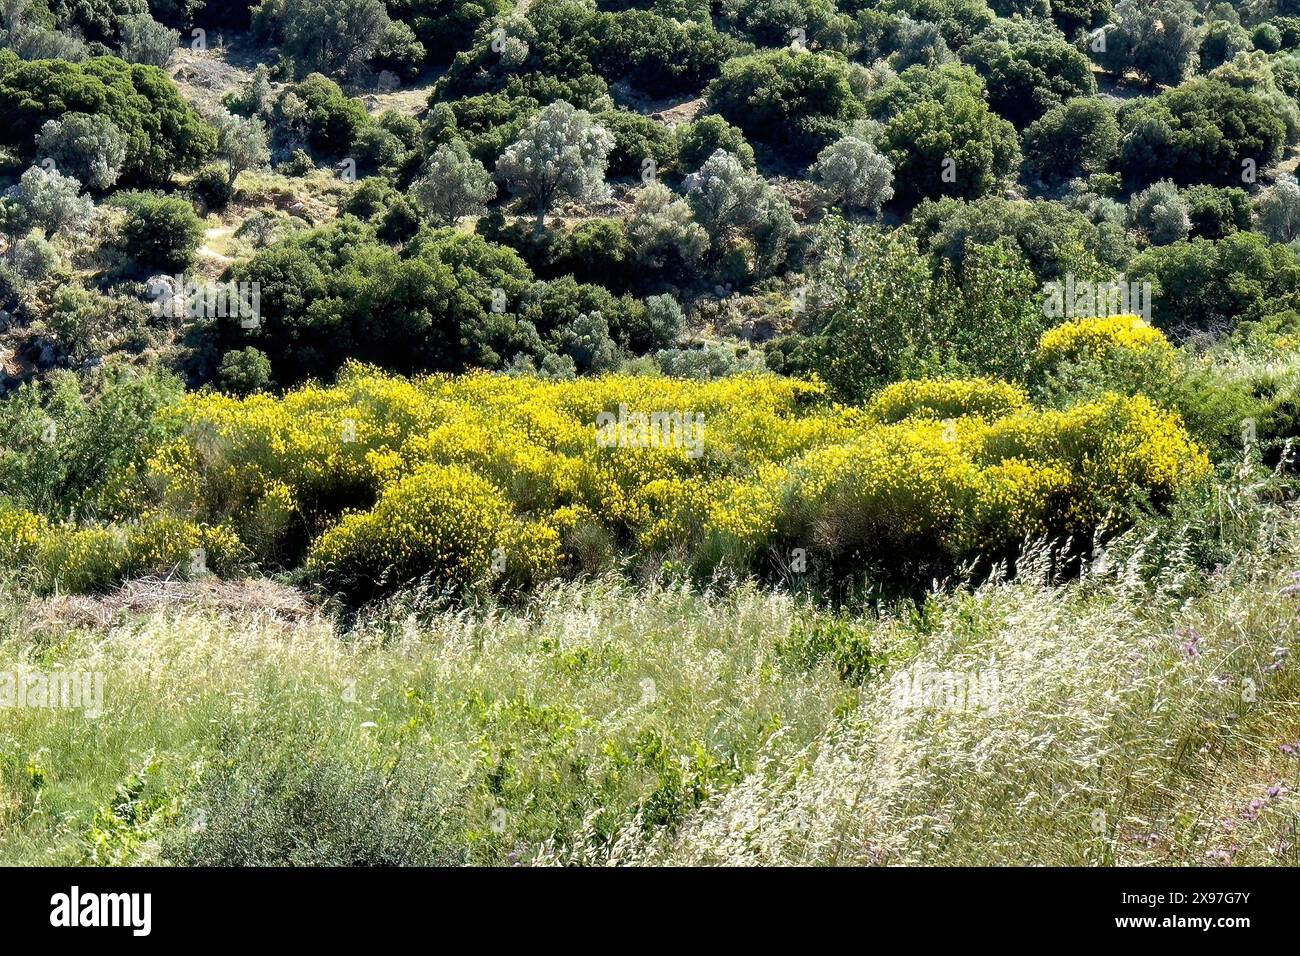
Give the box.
[116,192,205,271]
[674,115,755,173]
[706,49,864,163]
[0,51,214,185]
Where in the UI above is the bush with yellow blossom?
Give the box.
[2,354,1212,597]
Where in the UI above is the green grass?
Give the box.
[1,500,1298,866]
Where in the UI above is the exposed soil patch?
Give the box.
[30,575,319,631]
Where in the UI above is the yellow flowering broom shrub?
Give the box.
[3,355,1212,596]
[1034,314,1174,371]
[867,378,1030,424]
[0,503,245,594]
[307,463,559,596]
[972,392,1209,531]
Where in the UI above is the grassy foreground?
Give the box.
[1,490,1298,867]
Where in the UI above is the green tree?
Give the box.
[1022,98,1119,185]
[213,108,270,184]
[252,0,393,78]
[963,36,1096,128]
[0,52,215,185]
[1117,79,1286,187]
[410,140,496,225]
[1127,180,1190,246]
[705,49,864,162]
[1128,231,1300,332]
[494,101,614,231]
[1096,0,1204,87]
[682,148,795,274]
[1200,19,1252,71]
[118,192,204,270]
[35,112,128,190]
[675,115,754,173]
[882,91,1020,208]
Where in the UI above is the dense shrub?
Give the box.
[276,74,370,156]
[1095,0,1203,87]
[682,149,795,276]
[34,112,128,190]
[1127,232,1300,334]
[866,377,1029,424]
[1117,80,1286,188]
[1022,98,1119,185]
[596,109,676,179]
[674,115,755,173]
[0,367,182,519]
[251,0,397,79]
[387,0,509,62]
[589,10,739,97]
[908,195,1127,281]
[961,35,1095,128]
[0,166,97,235]
[705,49,864,163]
[221,220,536,383]
[190,163,236,210]
[116,192,205,270]
[1034,314,1173,370]
[1182,185,1251,240]
[0,52,214,185]
[881,87,1020,207]
[309,463,560,598]
[22,365,1206,597]
[794,221,1048,398]
[0,505,245,593]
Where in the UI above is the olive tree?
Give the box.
[626,181,709,269]
[682,148,795,273]
[1,165,96,235]
[812,135,894,214]
[252,0,392,79]
[35,113,128,191]
[213,109,271,185]
[410,140,496,225]
[118,14,178,67]
[1127,179,1190,245]
[495,101,614,231]
[1256,179,1300,243]
[1096,0,1204,87]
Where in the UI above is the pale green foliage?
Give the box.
[2,165,96,235]
[495,101,615,229]
[252,0,393,79]
[1097,0,1204,86]
[1127,179,1191,246]
[626,181,708,268]
[1255,180,1300,244]
[213,109,271,184]
[410,140,496,225]
[35,113,128,191]
[682,148,795,270]
[5,227,59,281]
[117,14,178,67]
[812,134,894,214]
